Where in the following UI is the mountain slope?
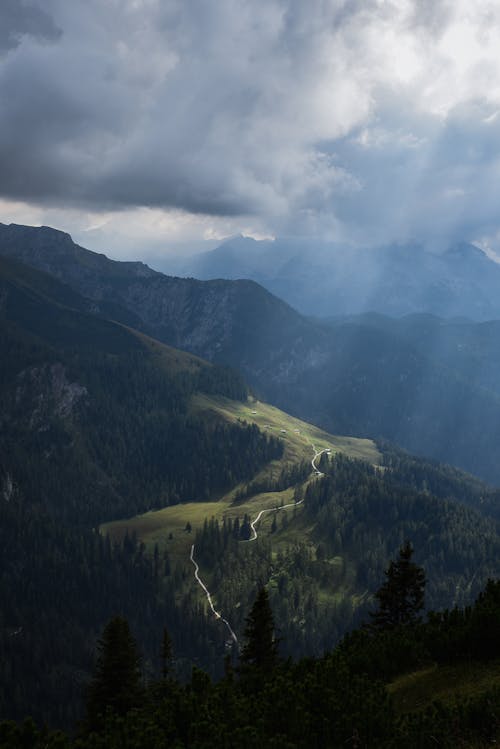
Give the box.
[269,318,500,484]
[0,256,285,525]
[0,256,290,725]
[0,223,328,383]
[3,223,500,485]
[347,312,500,399]
[3,243,500,728]
[104,429,500,661]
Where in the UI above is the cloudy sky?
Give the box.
[1,0,500,259]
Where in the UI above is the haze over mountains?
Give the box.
[2,222,500,485]
[164,235,500,320]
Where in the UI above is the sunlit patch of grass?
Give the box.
[192,393,380,469]
[102,395,379,552]
[389,660,500,714]
[101,394,380,613]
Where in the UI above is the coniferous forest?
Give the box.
[4,255,500,746]
[5,576,500,747]
[0,258,282,724]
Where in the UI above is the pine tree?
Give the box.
[240,515,252,540]
[85,616,143,732]
[370,541,426,629]
[240,587,279,673]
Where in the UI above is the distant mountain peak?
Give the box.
[220,233,259,247]
[166,235,500,321]
[0,222,158,281]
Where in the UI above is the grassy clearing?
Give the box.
[389,660,500,714]
[103,395,378,545]
[103,487,301,563]
[192,393,380,467]
[101,395,380,615]
[102,394,379,558]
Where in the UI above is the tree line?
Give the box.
[5,547,500,747]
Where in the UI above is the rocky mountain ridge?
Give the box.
[0,223,328,386]
[3,222,500,485]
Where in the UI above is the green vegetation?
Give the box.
[389,660,500,714]
[85,616,143,733]
[6,579,500,747]
[193,393,380,465]
[103,447,500,668]
[370,541,426,630]
[5,253,500,738]
[240,587,279,674]
[0,259,285,725]
[102,394,380,557]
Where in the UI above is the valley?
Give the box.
[102,397,380,646]
[6,5,500,741]
[3,226,500,736]
[99,391,500,664]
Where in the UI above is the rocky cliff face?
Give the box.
[15,362,87,429]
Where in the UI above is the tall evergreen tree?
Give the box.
[85,616,143,732]
[370,541,426,629]
[240,587,279,673]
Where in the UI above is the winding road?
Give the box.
[189,443,330,641]
[311,444,330,477]
[245,502,299,542]
[190,544,239,644]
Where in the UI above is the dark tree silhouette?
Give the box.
[85,616,143,732]
[370,541,426,629]
[240,587,279,673]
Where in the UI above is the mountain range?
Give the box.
[163,234,500,320]
[2,223,500,484]
[5,222,500,729]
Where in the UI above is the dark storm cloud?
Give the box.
[0,0,61,53]
[2,0,500,250]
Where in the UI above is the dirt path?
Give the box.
[190,543,238,644]
[189,443,330,641]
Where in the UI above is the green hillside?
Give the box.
[3,251,500,732]
[0,255,282,524]
[389,660,500,714]
[103,403,500,661]
[103,395,380,557]
[0,257,285,725]
[4,223,500,485]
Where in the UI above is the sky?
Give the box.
[1,0,500,260]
